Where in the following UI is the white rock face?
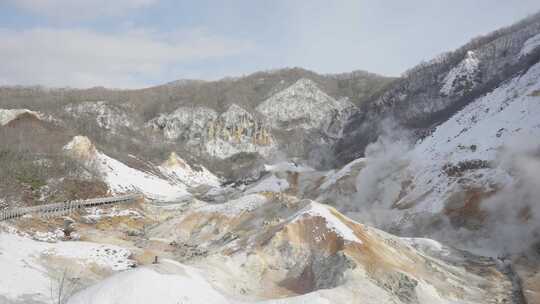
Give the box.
[257,79,355,136]
[206,104,276,158]
[148,106,218,142]
[65,101,133,132]
[440,51,481,96]
[149,104,275,159]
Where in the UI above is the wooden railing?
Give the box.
[0,193,142,221]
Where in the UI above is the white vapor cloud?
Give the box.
[0,28,255,88]
[9,0,158,18]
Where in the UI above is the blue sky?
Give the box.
[1,0,540,88]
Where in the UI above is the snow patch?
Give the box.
[159,152,221,188]
[264,161,315,173]
[520,33,540,57]
[320,158,366,190]
[199,194,269,216]
[32,229,65,243]
[83,207,142,222]
[293,202,362,244]
[246,175,290,194]
[440,51,480,96]
[401,238,448,256]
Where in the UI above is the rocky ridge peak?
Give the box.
[257,78,356,134]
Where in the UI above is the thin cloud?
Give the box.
[0,27,255,88]
[9,0,158,18]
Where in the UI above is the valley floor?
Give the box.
[0,190,525,304]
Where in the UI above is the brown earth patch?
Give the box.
[444,187,496,230]
[279,262,316,294]
[281,216,345,255]
[287,172,300,195]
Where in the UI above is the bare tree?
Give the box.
[49,268,81,304]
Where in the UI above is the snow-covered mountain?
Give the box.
[146,78,355,165]
[337,13,540,163]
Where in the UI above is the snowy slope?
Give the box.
[64,136,190,202]
[159,152,221,188]
[68,260,229,304]
[520,33,540,57]
[401,61,540,214]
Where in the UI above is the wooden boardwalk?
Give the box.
[0,193,142,221]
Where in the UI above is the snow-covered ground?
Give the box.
[68,260,229,304]
[0,230,135,303]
